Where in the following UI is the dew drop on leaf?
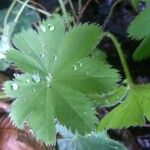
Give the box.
[32,73,41,83]
[73,65,77,71]
[46,73,52,87]
[54,55,57,61]
[40,25,46,33]
[11,83,19,91]
[48,24,55,32]
[25,79,30,84]
[14,73,19,78]
[40,52,45,58]
[117,96,120,100]
[86,71,89,75]
[77,61,82,67]
[33,89,36,92]
[106,99,109,104]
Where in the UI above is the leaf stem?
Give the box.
[4,0,17,26]
[14,0,30,23]
[58,0,70,28]
[16,0,51,17]
[103,32,134,87]
[103,0,122,29]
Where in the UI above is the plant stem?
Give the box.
[103,32,134,87]
[17,0,51,17]
[68,0,78,22]
[78,0,82,14]
[58,0,70,28]
[4,0,17,26]
[14,0,30,23]
[76,0,92,24]
[103,0,122,29]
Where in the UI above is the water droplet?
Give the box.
[46,73,52,87]
[40,25,46,33]
[117,96,120,100]
[77,61,82,67]
[40,52,45,58]
[73,65,77,71]
[87,133,91,136]
[84,112,87,114]
[11,83,19,91]
[106,99,109,104]
[33,89,36,92]
[86,71,89,75]
[29,129,34,135]
[48,24,55,32]
[14,73,19,78]
[41,43,45,47]
[25,79,30,84]
[32,73,41,83]
[54,55,57,61]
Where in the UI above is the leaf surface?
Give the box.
[98,84,150,130]
[4,17,119,143]
[58,132,126,150]
[128,7,150,40]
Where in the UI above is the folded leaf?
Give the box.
[98,84,150,130]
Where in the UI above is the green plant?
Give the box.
[3,17,119,144]
[128,6,150,60]
[1,0,150,148]
[130,0,139,10]
[58,131,126,150]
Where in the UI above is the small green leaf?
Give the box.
[130,0,139,10]
[98,84,150,130]
[58,132,126,150]
[133,35,150,60]
[128,7,150,40]
[4,17,119,144]
[89,85,128,108]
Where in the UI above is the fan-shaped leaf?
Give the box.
[3,17,119,144]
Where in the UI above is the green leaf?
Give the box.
[128,7,150,40]
[89,84,128,108]
[90,48,107,62]
[58,132,126,150]
[133,35,150,60]
[130,0,139,10]
[98,84,150,130]
[128,7,150,60]
[4,17,119,144]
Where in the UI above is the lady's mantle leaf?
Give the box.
[133,35,150,60]
[3,17,119,144]
[98,84,150,130]
[128,7,150,60]
[128,7,150,40]
[58,132,126,150]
